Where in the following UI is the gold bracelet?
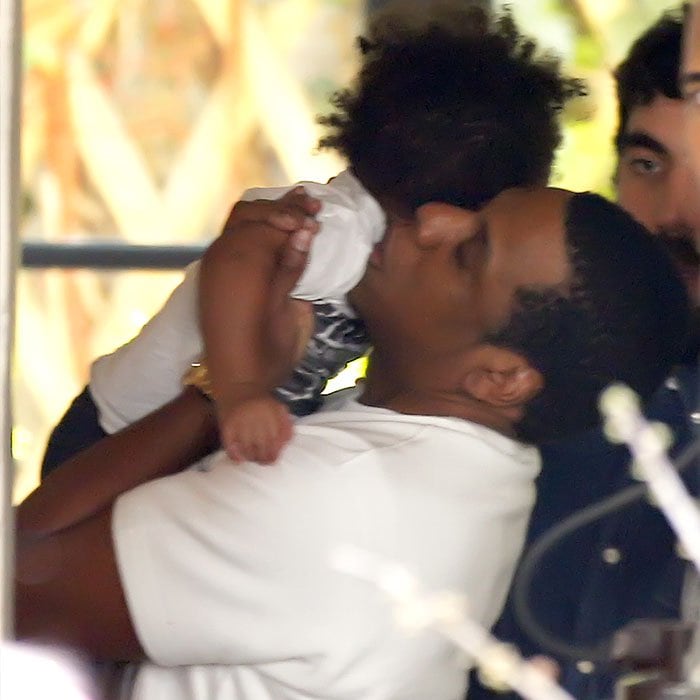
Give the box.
[182,360,214,400]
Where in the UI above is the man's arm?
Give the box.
[15,388,219,656]
[17,387,219,537]
[15,507,144,660]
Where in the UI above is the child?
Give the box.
[197,169,384,463]
[42,2,583,472]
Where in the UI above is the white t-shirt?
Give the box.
[113,399,540,700]
[90,170,384,434]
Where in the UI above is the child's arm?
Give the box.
[200,174,384,464]
[199,190,321,463]
[89,190,322,437]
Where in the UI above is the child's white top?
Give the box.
[245,169,385,305]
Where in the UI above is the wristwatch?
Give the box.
[182,360,214,400]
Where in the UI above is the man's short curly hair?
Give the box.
[318,1,584,214]
[614,3,689,148]
[485,193,690,444]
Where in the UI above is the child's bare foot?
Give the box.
[219,396,293,464]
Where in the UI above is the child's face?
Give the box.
[350,186,572,355]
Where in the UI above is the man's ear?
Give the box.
[462,345,544,408]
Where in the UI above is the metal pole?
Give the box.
[21,241,206,270]
[0,0,22,640]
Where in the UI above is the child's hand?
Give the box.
[218,396,293,465]
[225,186,322,237]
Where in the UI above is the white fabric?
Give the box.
[90,171,384,434]
[113,399,540,700]
[244,169,385,303]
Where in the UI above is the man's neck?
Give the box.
[359,359,521,438]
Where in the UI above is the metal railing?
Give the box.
[21,241,207,271]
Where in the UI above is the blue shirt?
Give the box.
[467,365,699,700]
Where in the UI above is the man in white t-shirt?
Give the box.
[15,186,689,700]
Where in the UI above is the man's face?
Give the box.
[615,95,700,304]
[351,187,571,355]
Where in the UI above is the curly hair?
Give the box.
[614,3,689,148]
[318,1,585,215]
[485,193,690,444]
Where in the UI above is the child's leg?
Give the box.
[41,387,107,478]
